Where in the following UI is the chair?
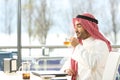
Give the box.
[102,52,120,80]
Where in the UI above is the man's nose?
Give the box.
[75,28,78,32]
[75,29,78,33]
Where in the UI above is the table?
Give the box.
[0,71,41,80]
[0,71,71,80]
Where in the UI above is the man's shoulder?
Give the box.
[94,39,107,46]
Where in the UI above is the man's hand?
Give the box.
[64,69,76,76]
[70,37,79,47]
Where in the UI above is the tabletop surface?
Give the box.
[0,71,71,80]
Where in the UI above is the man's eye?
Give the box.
[77,24,82,28]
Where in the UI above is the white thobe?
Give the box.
[61,37,109,80]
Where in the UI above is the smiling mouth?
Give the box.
[76,31,81,37]
[76,32,81,36]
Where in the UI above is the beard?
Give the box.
[76,32,81,39]
[76,31,90,40]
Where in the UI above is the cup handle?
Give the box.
[18,66,22,71]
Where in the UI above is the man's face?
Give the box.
[74,20,90,39]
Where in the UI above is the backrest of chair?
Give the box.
[102,52,120,80]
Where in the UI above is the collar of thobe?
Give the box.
[82,36,95,47]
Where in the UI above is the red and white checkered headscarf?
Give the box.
[73,13,112,52]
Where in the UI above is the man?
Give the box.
[61,13,111,80]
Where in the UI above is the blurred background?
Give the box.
[0,0,120,71]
